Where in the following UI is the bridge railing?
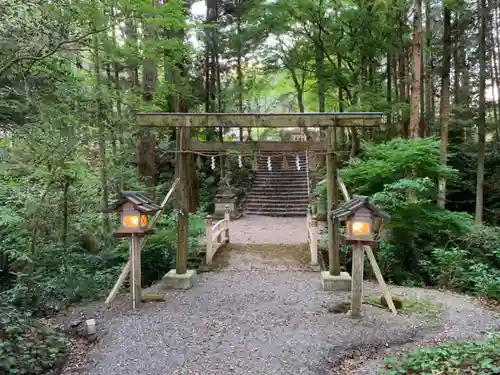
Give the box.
[307,209,319,266]
[205,205,230,265]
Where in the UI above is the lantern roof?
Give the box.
[104,191,161,214]
[330,195,390,221]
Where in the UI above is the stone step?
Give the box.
[255,168,308,174]
[245,203,309,210]
[253,175,307,181]
[245,205,308,213]
[252,180,308,187]
[245,197,309,204]
[249,188,309,194]
[246,191,310,198]
[244,209,307,217]
[253,173,308,178]
[253,173,308,179]
[245,212,307,217]
[252,180,308,185]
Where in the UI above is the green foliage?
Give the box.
[315,138,500,300]
[0,303,68,375]
[381,333,500,374]
[340,137,458,195]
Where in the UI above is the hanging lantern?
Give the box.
[196,154,202,169]
[282,153,289,170]
[296,154,301,171]
[267,156,272,171]
[238,154,243,168]
[211,156,216,170]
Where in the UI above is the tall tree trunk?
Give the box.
[92,32,110,233]
[490,1,500,139]
[437,6,451,208]
[397,10,407,136]
[409,0,423,139]
[475,0,487,224]
[424,0,433,134]
[236,16,244,141]
[387,52,393,137]
[138,3,157,195]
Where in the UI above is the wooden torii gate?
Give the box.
[136,112,384,281]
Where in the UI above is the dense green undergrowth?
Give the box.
[315,137,500,301]
[0,171,206,374]
[381,333,500,374]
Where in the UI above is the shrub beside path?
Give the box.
[58,217,499,375]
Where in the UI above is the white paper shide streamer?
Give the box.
[267,156,272,171]
[238,154,243,168]
[296,154,301,171]
[211,156,216,170]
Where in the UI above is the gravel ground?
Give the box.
[229,216,309,244]
[56,217,499,375]
[68,272,498,375]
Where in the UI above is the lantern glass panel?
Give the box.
[351,221,371,236]
[123,215,140,228]
[140,215,148,227]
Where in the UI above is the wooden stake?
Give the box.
[130,234,142,310]
[196,154,202,169]
[326,126,340,275]
[351,243,364,317]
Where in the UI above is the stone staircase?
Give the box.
[244,153,309,217]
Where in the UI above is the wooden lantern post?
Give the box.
[330,196,392,317]
[104,192,160,310]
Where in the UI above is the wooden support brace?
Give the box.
[364,245,397,315]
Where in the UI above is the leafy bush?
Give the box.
[382,333,500,374]
[0,169,207,374]
[0,303,68,375]
[314,138,500,300]
[112,210,206,287]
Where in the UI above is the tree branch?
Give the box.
[0,26,110,77]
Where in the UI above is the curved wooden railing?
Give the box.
[205,205,230,265]
[307,208,319,266]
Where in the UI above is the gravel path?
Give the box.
[59,217,499,375]
[76,273,498,375]
[229,216,309,244]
